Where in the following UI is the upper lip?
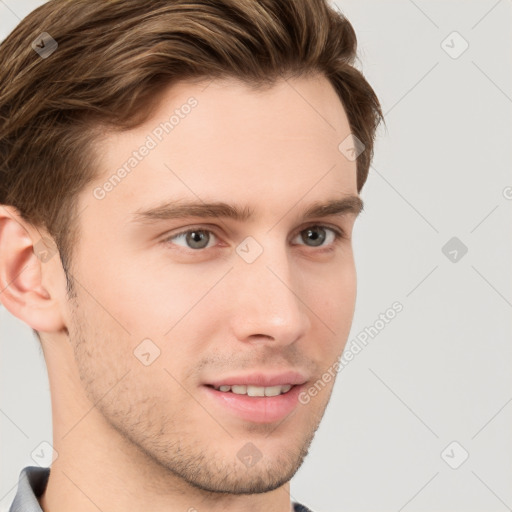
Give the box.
[205,371,309,388]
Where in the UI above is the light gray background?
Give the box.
[1,1,511,511]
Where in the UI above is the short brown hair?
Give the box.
[0,0,383,286]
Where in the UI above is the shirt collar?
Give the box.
[9,466,49,512]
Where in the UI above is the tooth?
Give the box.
[264,385,283,397]
[215,384,293,395]
[247,385,265,397]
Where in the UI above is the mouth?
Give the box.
[202,383,305,424]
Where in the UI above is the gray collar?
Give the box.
[9,466,48,512]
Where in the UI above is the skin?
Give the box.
[0,73,360,512]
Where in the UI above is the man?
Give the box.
[0,0,383,511]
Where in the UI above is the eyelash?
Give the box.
[161,224,346,253]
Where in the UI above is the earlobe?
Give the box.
[0,205,66,334]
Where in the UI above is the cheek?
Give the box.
[101,255,233,341]
[69,296,193,421]
[67,258,214,400]
[68,296,130,390]
[307,259,357,355]
[312,256,356,319]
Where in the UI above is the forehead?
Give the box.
[85,74,358,223]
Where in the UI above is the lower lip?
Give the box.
[202,384,305,424]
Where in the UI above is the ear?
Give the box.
[0,205,67,334]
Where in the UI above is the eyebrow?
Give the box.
[131,195,364,224]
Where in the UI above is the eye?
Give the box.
[164,228,218,250]
[291,225,344,248]
[161,224,345,252]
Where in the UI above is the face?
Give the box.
[66,74,360,494]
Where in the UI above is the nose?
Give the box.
[227,238,311,347]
